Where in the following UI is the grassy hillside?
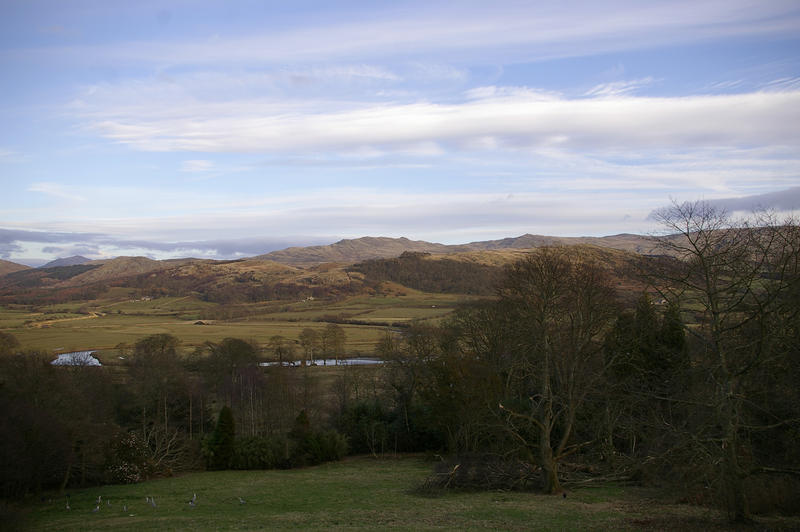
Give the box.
[350,245,648,301]
[18,456,795,531]
[0,258,30,277]
[257,234,661,266]
[256,236,455,266]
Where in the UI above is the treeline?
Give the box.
[0,331,350,499]
[349,251,501,295]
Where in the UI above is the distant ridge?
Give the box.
[257,233,659,266]
[41,255,92,268]
[255,237,454,265]
[0,258,30,277]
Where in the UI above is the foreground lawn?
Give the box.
[18,456,799,531]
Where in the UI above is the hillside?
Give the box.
[59,256,190,287]
[0,255,366,305]
[350,245,646,298]
[0,233,660,305]
[40,255,91,268]
[0,259,30,277]
[256,237,454,265]
[258,234,659,266]
[460,233,661,254]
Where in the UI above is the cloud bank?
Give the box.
[85,89,800,154]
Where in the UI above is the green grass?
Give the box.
[0,292,476,355]
[21,456,794,531]
[11,457,639,531]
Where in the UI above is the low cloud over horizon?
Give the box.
[3,186,798,266]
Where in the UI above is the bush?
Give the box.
[230,436,293,470]
[335,401,391,455]
[104,431,148,484]
[289,410,348,467]
[305,430,348,465]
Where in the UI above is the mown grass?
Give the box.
[19,456,795,532]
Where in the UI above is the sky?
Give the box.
[1,0,799,266]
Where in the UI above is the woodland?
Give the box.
[1,201,799,526]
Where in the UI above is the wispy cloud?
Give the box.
[584,77,656,97]
[21,2,800,68]
[180,159,215,173]
[28,182,86,202]
[83,88,800,154]
[761,77,800,92]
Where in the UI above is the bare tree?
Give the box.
[269,335,295,366]
[649,201,800,522]
[321,324,346,365]
[299,328,319,366]
[497,248,618,494]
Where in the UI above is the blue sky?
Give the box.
[1,0,799,265]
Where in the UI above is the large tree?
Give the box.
[497,248,618,493]
[650,201,800,522]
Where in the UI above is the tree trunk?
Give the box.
[540,425,561,494]
[721,393,751,522]
[724,439,750,522]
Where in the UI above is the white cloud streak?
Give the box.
[4,187,662,247]
[84,89,800,154]
[180,159,214,173]
[28,182,86,202]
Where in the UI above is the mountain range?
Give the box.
[256,233,659,265]
[1,233,659,280]
[0,233,662,305]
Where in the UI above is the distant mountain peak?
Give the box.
[41,255,92,268]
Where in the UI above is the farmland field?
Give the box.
[0,291,477,355]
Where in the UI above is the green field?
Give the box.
[17,456,781,532]
[0,292,475,355]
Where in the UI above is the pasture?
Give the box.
[0,291,474,355]
[17,456,781,532]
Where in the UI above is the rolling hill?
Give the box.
[40,255,91,268]
[0,259,30,277]
[0,233,661,305]
[257,233,659,266]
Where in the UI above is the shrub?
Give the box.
[104,431,148,484]
[335,401,391,455]
[230,436,293,470]
[289,410,348,467]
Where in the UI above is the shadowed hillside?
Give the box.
[0,259,30,277]
[350,245,647,299]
